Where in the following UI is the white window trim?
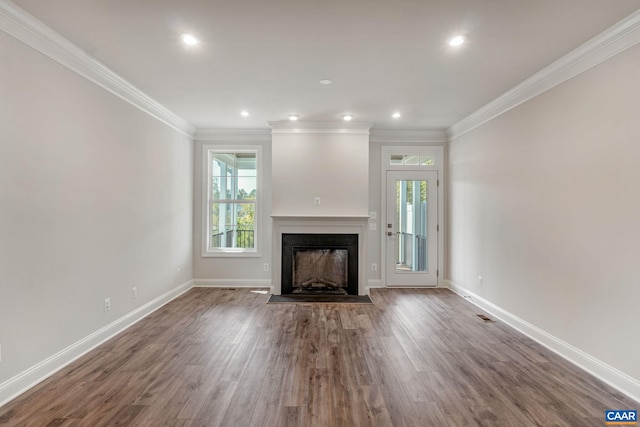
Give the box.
[383,146,444,170]
[202,144,263,257]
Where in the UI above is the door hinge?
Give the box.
[437,224,439,232]
[437,179,440,186]
[437,269,439,277]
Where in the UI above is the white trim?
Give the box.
[445,280,640,404]
[0,280,194,408]
[195,128,272,143]
[366,279,384,296]
[268,121,373,134]
[0,0,195,138]
[448,9,640,140]
[370,129,448,144]
[381,145,445,170]
[202,145,263,258]
[271,214,370,220]
[192,278,272,290]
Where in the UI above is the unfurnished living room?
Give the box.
[1,0,640,426]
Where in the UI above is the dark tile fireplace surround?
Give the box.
[281,233,358,295]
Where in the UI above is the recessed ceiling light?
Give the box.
[319,79,333,85]
[448,35,466,47]
[343,115,353,121]
[240,110,249,117]
[289,115,298,121]
[181,34,199,46]
[392,112,401,119]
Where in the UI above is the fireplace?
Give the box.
[282,233,358,295]
[271,215,368,295]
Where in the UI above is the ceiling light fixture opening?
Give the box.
[240,110,249,117]
[392,112,401,119]
[182,34,199,46]
[319,79,333,85]
[289,115,298,121]
[448,35,466,47]
[343,115,353,121]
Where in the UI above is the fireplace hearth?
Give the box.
[282,234,358,295]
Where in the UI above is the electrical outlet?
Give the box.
[478,276,483,287]
[132,287,138,299]
[263,263,270,272]
[371,263,377,271]
[314,197,321,206]
[369,212,377,219]
[104,298,111,312]
[369,223,377,231]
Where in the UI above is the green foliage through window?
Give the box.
[209,151,257,250]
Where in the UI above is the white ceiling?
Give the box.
[11,0,640,130]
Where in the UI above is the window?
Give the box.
[204,147,260,255]
[390,154,434,166]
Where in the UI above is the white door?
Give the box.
[385,170,438,286]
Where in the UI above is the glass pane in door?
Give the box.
[395,179,428,272]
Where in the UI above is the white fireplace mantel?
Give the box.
[271,215,369,295]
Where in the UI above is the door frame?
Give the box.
[380,146,445,287]
[385,170,439,286]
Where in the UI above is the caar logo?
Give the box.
[605,410,637,425]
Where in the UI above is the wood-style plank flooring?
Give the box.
[0,288,636,426]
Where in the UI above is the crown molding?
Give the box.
[448,9,640,141]
[369,128,448,144]
[195,128,272,142]
[0,0,196,138]
[268,121,373,134]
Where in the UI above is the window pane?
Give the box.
[390,155,404,166]
[236,153,256,170]
[210,202,255,249]
[211,152,257,201]
[389,154,435,166]
[420,156,434,166]
[389,154,420,165]
[212,177,234,199]
[395,180,428,272]
[237,176,257,200]
[403,155,420,165]
[213,153,235,172]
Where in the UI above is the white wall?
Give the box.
[192,135,272,284]
[0,31,193,387]
[271,129,369,216]
[448,43,640,382]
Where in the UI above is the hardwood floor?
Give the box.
[0,288,636,426]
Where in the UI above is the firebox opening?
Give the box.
[282,233,358,295]
[292,248,348,295]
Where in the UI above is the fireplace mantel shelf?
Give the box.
[271,215,370,220]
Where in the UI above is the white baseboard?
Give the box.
[192,278,272,292]
[0,280,194,408]
[445,280,640,404]
[365,279,384,295]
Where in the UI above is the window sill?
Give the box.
[201,250,262,258]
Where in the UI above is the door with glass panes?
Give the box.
[385,170,438,286]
